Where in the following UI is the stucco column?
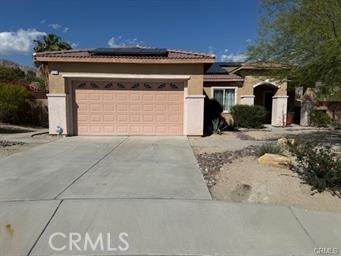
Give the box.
[184,95,205,136]
[47,93,68,135]
[271,96,288,127]
[300,100,314,126]
[240,95,255,105]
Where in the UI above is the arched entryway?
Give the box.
[253,83,279,124]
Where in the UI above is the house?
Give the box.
[34,47,288,136]
[300,87,341,126]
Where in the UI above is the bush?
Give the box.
[257,143,283,157]
[310,110,331,127]
[231,105,266,128]
[210,117,229,135]
[0,84,33,124]
[288,142,341,196]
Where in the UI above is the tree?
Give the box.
[33,34,72,89]
[0,66,25,83]
[33,34,72,52]
[248,0,341,97]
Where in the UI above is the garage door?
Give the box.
[73,80,184,135]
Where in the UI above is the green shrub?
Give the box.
[310,110,331,127]
[231,105,266,128]
[0,84,33,124]
[288,142,341,195]
[257,143,283,157]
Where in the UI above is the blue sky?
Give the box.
[0,0,261,66]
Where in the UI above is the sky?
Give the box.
[0,0,261,67]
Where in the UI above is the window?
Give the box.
[213,88,236,112]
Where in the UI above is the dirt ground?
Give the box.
[0,124,57,159]
[211,156,341,212]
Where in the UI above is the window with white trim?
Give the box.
[213,88,236,112]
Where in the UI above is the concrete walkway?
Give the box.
[0,137,340,255]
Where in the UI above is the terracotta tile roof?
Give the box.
[33,47,215,64]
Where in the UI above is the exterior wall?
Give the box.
[272,96,289,126]
[47,62,205,135]
[242,76,287,97]
[48,62,203,95]
[185,95,205,135]
[203,75,288,127]
[47,93,67,134]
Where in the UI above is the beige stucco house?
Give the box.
[34,47,288,136]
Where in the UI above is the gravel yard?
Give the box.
[0,124,57,159]
[211,156,341,212]
[192,128,341,212]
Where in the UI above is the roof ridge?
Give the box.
[167,48,215,58]
[34,48,93,55]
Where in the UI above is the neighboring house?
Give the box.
[34,47,288,136]
[300,87,341,126]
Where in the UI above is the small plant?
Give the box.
[231,105,266,128]
[211,117,227,135]
[310,110,331,127]
[257,143,283,157]
[288,141,341,196]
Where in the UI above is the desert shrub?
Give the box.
[288,142,341,196]
[210,117,229,135]
[257,143,283,157]
[310,110,331,127]
[231,105,266,128]
[0,84,33,124]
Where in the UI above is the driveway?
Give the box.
[0,136,210,201]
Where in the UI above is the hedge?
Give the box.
[231,105,266,128]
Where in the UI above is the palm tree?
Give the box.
[34,34,72,52]
[34,34,72,90]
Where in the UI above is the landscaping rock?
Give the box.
[277,137,295,149]
[257,153,291,168]
[0,140,25,148]
[195,146,258,188]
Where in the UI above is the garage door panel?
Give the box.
[103,104,115,112]
[90,104,102,111]
[117,104,129,112]
[129,115,141,122]
[143,104,153,111]
[129,104,140,112]
[142,94,154,101]
[103,94,114,101]
[88,94,101,100]
[117,114,129,122]
[168,104,180,112]
[90,115,101,122]
[74,81,183,135]
[103,114,114,122]
[142,115,153,122]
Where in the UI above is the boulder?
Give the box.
[257,153,291,168]
[277,137,295,149]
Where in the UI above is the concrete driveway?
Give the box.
[0,136,210,201]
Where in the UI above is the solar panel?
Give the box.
[90,47,168,56]
[205,63,227,74]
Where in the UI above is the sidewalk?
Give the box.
[1,199,340,256]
